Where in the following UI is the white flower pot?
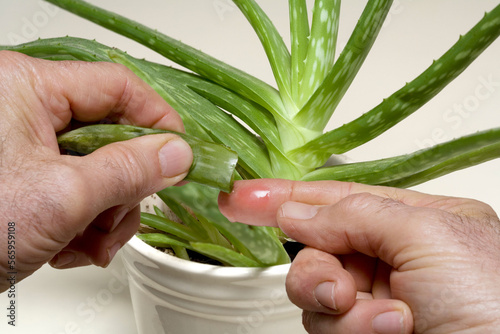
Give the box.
[122,237,305,334]
[121,195,306,334]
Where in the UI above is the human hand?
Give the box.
[0,51,193,292]
[219,179,500,333]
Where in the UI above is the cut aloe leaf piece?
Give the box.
[57,124,238,192]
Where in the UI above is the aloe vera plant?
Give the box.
[2,0,499,267]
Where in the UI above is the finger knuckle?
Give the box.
[285,264,308,299]
[302,311,319,333]
[337,192,380,215]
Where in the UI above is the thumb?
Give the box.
[71,133,193,217]
[46,133,192,269]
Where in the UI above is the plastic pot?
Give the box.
[122,236,305,334]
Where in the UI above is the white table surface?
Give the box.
[0,1,499,333]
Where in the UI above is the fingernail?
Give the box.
[314,281,337,310]
[372,311,404,334]
[281,201,319,220]
[51,251,76,268]
[158,138,193,178]
[105,242,122,267]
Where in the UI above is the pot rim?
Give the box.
[125,235,292,278]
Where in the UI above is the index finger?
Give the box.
[218,178,476,227]
[28,53,183,132]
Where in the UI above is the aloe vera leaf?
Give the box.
[180,74,304,179]
[116,58,215,143]
[157,185,256,261]
[297,0,341,108]
[138,233,259,266]
[107,49,275,179]
[57,124,238,192]
[218,223,289,265]
[171,246,190,261]
[156,189,241,251]
[153,205,167,218]
[45,0,288,120]
[157,77,274,179]
[158,183,290,266]
[187,82,302,178]
[138,233,191,249]
[117,57,274,180]
[196,214,234,250]
[301,128,500,187]
[153,195,209,242]
[232,0,295,114]
[151,207,191,258]
[293,0,393,131]
[140,213,202,242]
[190,242,261,267]
[0,35,111,62]
[290,4,500,167]
[139,227,190,260]
[141,59,285,159]
[289,0,310,102]
[209,219,291,266]
[383,140,500,189]
[177,72,282,152]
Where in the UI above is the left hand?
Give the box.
[219,178,500,333]
[0,51,193,291]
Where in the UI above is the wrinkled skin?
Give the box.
[219,179,500,333]
[0,51,193,292]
